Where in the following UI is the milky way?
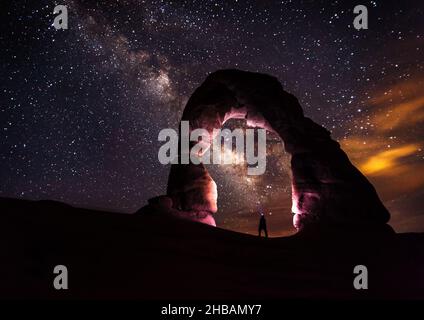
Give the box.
[1,0,424,236]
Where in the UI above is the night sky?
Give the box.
[1,0,424,236]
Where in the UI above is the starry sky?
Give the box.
[1,0,424,236]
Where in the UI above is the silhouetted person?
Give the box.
[258,213,268,238]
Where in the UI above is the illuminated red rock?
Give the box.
[149,69,391,231]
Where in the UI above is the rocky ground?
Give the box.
[1,197,423,299]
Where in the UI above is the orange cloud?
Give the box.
[371,96,424,132]
[359,144,420,176]
[341,136,386,159]
[370,79,423,106]
[366,77,424,133]
[340,76,424,200]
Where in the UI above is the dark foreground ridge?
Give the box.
[1,197,423,299]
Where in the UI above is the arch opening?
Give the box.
[204,118,293,236]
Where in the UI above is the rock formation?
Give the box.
[141,69,391,231]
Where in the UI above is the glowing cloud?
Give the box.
[359,144,419,176]
[341,76,424,202]
[371,96,424,132]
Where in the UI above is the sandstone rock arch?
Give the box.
[151,69,390,231]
